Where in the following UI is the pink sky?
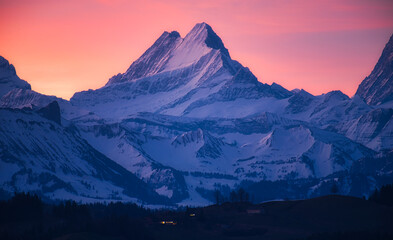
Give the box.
[1,0,393,100]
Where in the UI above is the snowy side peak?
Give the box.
[356,34,393,105]
[0,56,31,97]
[323,90,350,102]
[291,88,301,94]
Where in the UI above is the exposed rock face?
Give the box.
[106,31,182,85]
[356,34,393,105]
[37,101,62,125]
[0,56,31,97]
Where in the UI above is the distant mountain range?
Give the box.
[0,23,392,205]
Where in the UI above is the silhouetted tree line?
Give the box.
[0,192,43,223]
[0,192,153,240]
[369,184,393,206]
[303,231,393,240]
[214,187,250,205]
[2,188,393,240]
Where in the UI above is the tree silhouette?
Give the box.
[214,189,223,205]
[369,184,393,206]
[230,190,238,202]
[331,183,339,194]
[229,188,250,203]
[238,188,246,202]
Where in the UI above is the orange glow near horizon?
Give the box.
[1,0,393,100]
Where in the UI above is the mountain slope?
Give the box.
[115,113,373,179]
[69,111,374,204]
[0,56,31,98]
[76,121,189,202]
[0,88,94,121]
[335,108,393,151]
[356,34,393,105]
[0,105,166,204]
[71,23,292,120]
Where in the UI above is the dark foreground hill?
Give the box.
[1,193,393,240]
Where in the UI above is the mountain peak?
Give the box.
[187,22,211,36]
[106,29,182,85]
[0,55,31,97]
[72,23,295,118]
[159,30,181,41]
[106,23,231,86]
[356,33,393,105]
[0,56,16,75]
[186,22,230,57]
[387,33,393,47]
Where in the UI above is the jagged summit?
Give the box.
[356,34,393,105]
[187,22,230,57]
[0,56,16,76]
[106,30,182,85]
[167,30,181,38]
[71,22,293,119]
[0,56,31,97]
[106,23,231,86]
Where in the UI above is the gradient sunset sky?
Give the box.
[1,0,393,100]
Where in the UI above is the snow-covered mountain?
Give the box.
[70,21,371,124]
[72,111,374,204]
[0,103,166,204]
[0,56,97,121]
[335,108,393,151]
[356,34,393,105]
[71,23,291,120]
[76,120,189,202]
[0,56,31,98]
[1,24,393,205]
[284,90,372,128]
[334,33,393,151]
[112,113,373,180]
[0,88,93,120]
